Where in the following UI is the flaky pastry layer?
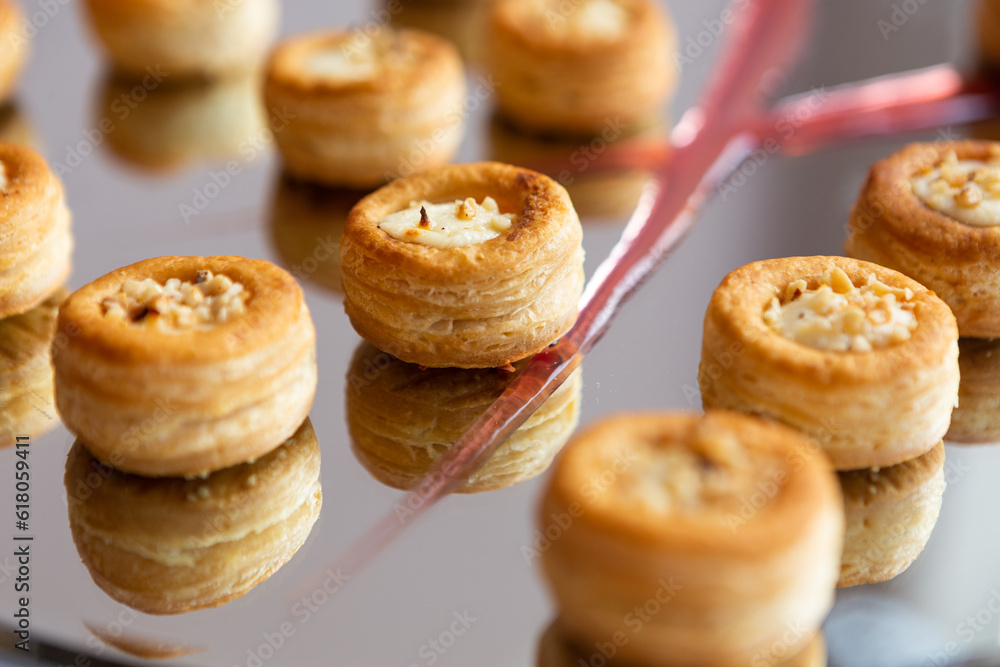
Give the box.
[846,141,1000,338]
[340,162,584,368]
[700,256,959,470]
[948,337,1000,443]
[53,256,317,477]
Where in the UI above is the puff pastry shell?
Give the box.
[82,0,279,79]
[700,256,959,471]
[53,256,317,477]
[837,441,944,588]
[0,1,27,104]
[340,162,584,368]
[538,411,843,667]
[488,0,677,137]
[347,341,581,492]
[264,27,466,188]
[0,144,73,320]
[65,418,321,615]
[846,141,1000,338]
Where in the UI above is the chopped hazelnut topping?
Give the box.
[101,271,249,332]
[911,150,1000,226]
[378,196,515,249]
[763,267,918,352]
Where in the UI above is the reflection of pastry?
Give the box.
[81,0,279,79]
[0,289,66,447]
[948,337,1000,443]
[388,0,490,65]
[341,162,584,369]
[488,113,666,220]
[536,619,828,667]
[538,411,843,667]
[846,141,1000,338]
[66,418,321,615]
[53,256,316,477]
[0,1,28,103]
[700,256,959,471]
[0,144,73,320]
[838,442,945,588]
[99,71,265,172]
[488,0,677,137]
[268,174,367,294]
[346,341,581,492]
[264,27,466,188]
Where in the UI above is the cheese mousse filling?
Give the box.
[377,196,515,249]
[910,150,1000,227]
[101,271,249,332]
[763,267,917,352]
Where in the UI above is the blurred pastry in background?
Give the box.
[264,27,466,188]
[346,341,581,493]
[536,619,829,667]
[340,162,584,369]
[387,0,491,66]
[978,0,1000,72]
[846,141,1000,339]
[66,418,322,615]
[53,256,317,478]
[0,144,73,320]
[487,0,676,138]
[837,442,945,588]
[0,1,28,104]
[947,337,1000,443]
[0,288,66,448]
[489,113,667,220]
[81,0,279,79]
[536,411,842,667]
[0,102,35,149]
[97,71,265,173]
[700,256,959,471]
[268,174,369,294]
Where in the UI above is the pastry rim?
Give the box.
[705,255,958,385]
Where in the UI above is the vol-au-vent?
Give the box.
[846,140,1000,338]
[340,162,584,369]
[700,256,959,471]
[53,256,317,477]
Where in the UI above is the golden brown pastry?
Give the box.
[846,141,1000,338]
[268,174,367,294]
[66,418,321,615]
[700,256,959,471]
[838,441,945,588]
[0,1,28,104]
[0,288,66,447]
[948,337,1000,443]
[340,162,584,369]
[536,619,828,667]
[488,0,677,137]
[99,71,265,172]
[263,27,466,188]
[347,341,581,492]
[979,0,1000,71]
[81,0,279,79]
[0,144,73,320]
[537,411,843,667]
[53,256,316,477]
[489,113,667,220]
